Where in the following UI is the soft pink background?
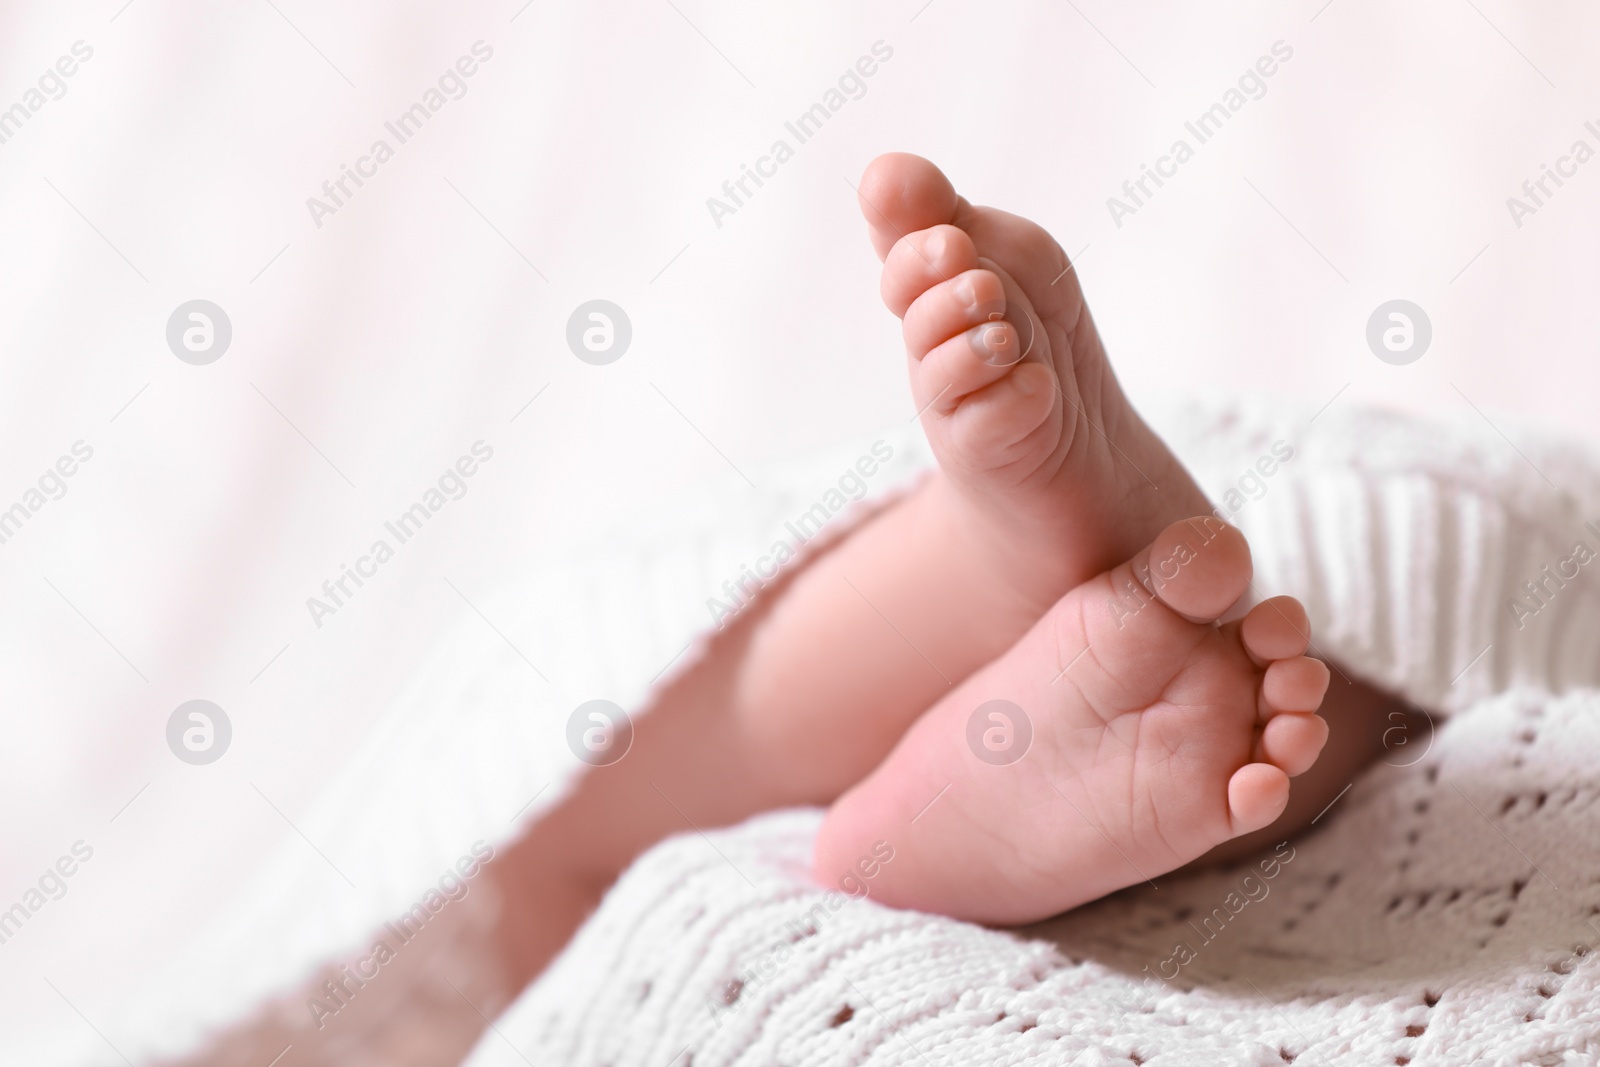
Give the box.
[0,0,1595,1051]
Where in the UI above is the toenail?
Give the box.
[953,275,976,308]
[952,274,1005,320]
[968,322,1017,366]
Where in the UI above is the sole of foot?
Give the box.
[814,517,1331,925]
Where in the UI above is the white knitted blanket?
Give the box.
[81,394,1600,1067]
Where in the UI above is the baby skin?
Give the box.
[176,155,1395,1066]
[735,152,1342,921]
[815,516,1329,922]
[484,154,1397,1003]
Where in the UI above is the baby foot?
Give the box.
[813,517,1331,925]
[859,153,1212,613]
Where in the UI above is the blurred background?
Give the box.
[1,0,1597,1054]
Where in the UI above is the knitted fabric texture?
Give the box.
[461,397,1600,1067]
[70,394,1600,1066]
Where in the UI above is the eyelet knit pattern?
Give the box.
[474,684,1600,1066]
[463,397,1600,1067]
[76,395,1600,1067]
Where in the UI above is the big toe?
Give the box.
[859,153,961,260]
[1135,517,1253,622]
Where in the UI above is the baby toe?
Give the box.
[1135,517,1253,623]
[1227,762,1290,834]
[1261,656,1331,716]
[881,224,979,317]
[859,152,962,260]
[1240,596,1311,665]
[915,321,1029,415]
[1257,712,1329,777]
[943,362,1057,467]
[902,267,1006,358]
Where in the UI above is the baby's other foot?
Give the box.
[814,517,1330,924]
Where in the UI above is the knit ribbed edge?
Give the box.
[1142,392,1600,715]
[466,395,1600,1066]
[118,393,1600,1065]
